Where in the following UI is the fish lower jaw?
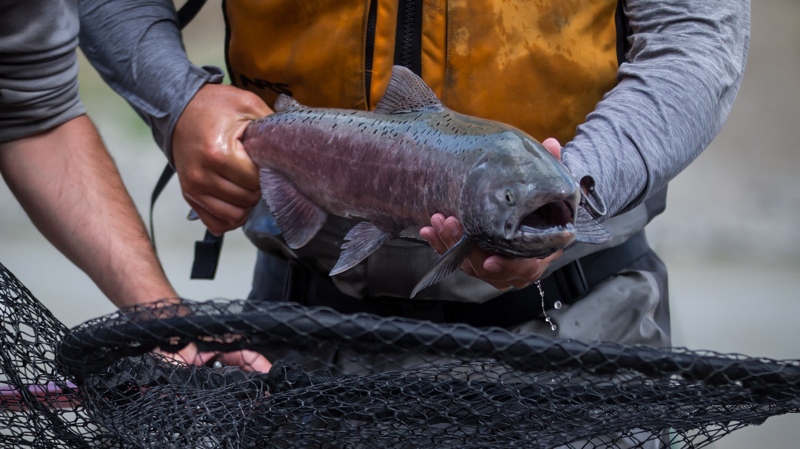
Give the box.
[509,225,576,254]
[517,222,576,241]
[517,222,574,234]
[497,246,558,259]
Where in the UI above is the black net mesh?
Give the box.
[2,261,800,448]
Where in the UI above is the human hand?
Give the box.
[172,84,272,235]
[418,138,565,291]
[420,214,563,290]
[156,343,273,373]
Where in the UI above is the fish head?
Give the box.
[459,133,581,258]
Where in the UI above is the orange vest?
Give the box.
[223,0,620,144]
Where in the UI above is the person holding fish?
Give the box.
[78,0,749,363]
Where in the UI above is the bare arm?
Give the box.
[0,113,274,372]
[0,115,177,308]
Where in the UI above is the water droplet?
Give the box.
[554,301,562,310]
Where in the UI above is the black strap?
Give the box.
[177,0,208,29]
[191,230,224,280]
[149,0,221,280]
[282,230,652,328]
[148,164,176,250]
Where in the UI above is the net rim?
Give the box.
[57,299,800,389]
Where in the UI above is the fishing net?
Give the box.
[2,261,800,448]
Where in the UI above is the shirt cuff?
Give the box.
[563,156,607,220]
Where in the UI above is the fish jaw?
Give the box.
[506,199,579,257]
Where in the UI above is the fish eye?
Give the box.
[504,189,515,205]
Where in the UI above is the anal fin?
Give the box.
[330,222,393,276]
[259,168,327,249]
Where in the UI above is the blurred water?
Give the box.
[0,1,798,448]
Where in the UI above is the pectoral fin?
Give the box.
[574,207,612,244]
[259,168,327,249]
[411,235,476,298]
[330,222,394,276]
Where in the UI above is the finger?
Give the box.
[443,216,497,277]
[218,350,272,373]
[180,171,261,213]
[430,214,454,252]
[484,255,544,281]
[419,226,448,254]
[541,138,562,160]
[180,146,261,205]
[218,135,261,192]
[155,343,212,366]
[483,249,563,287]
[185,196,251,235]
[201,176,262,209]
[420,214,452,255]
[437,216,499,279]
[460,261,477,278]
[439,216,464,250]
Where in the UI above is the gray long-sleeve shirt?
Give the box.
[78,0,750,221]
[1,0,86,143]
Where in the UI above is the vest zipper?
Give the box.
[394,0,423,76]
[365,0,379,108]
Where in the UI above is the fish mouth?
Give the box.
[518,200,575,234]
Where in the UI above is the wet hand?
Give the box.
[156,343,273,373]
[420,215,562,291]
[173,84,271,235]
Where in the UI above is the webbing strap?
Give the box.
[177,0,207,28]
[148,164,174,250]
[191,230,224,280]
[149,0,222,280]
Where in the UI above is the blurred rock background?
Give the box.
[0,1,797,447]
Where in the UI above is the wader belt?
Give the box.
[281,230,651,329]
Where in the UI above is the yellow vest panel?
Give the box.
[224,0,619,143]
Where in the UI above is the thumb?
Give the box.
[541,138,562,160]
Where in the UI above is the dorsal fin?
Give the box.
[373,66,444,114]
[274,94,300,112]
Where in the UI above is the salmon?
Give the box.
[243,66,610,297]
